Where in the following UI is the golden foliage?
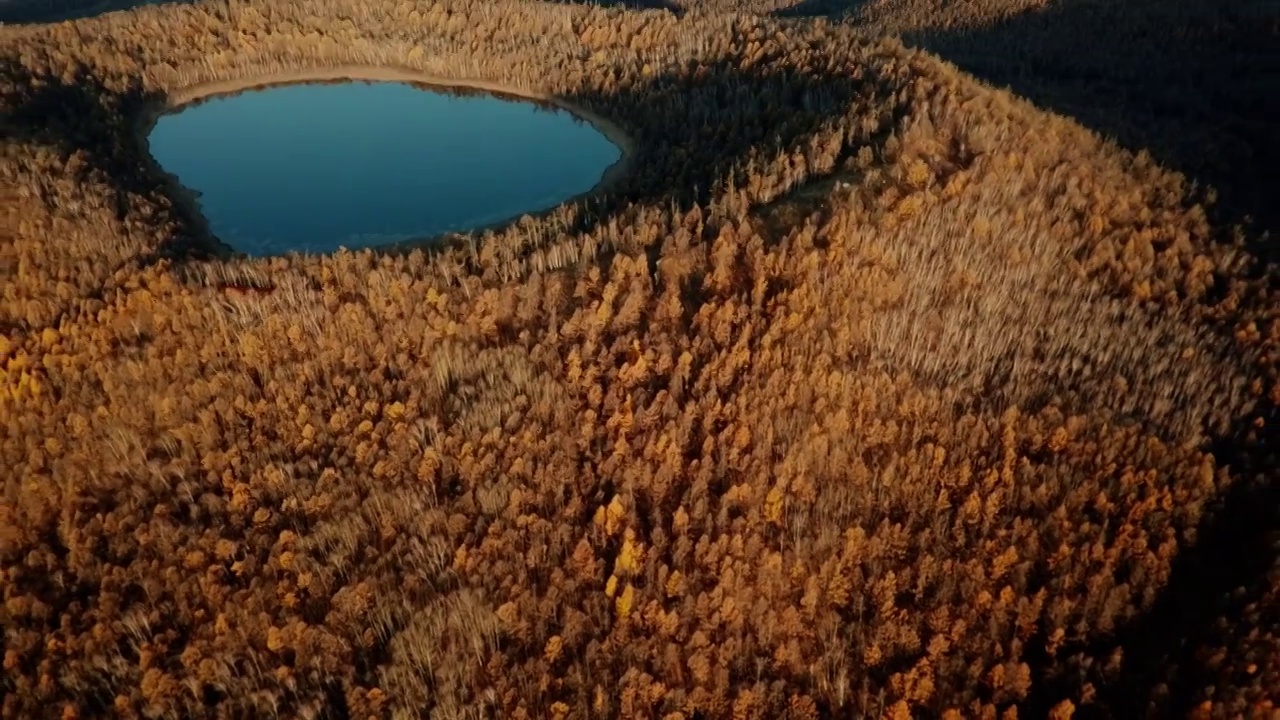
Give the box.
[0,0,1276,718]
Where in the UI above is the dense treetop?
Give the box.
[1,0,1276,718]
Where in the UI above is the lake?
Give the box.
[146,80,624,256]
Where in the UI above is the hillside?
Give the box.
[1,0,1276,718]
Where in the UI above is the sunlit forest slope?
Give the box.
[1,0,1277,718]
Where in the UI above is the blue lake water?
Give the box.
[147,81,623,256]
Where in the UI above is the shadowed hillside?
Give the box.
[0,0,175,23]
[4,0,680,23]
[888,0,1278,258]
[768,0,1280,260]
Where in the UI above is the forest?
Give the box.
[1,0,1277,718]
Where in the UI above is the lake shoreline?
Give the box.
[135,65,636,257]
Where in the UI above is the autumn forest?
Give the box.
[0,0,1276,718]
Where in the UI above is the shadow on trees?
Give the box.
[536,60,887,234]
[1107,408,1278,717]
[1014,400,1279,719]
[770,0,857,20]
[912,0,1276,259]
[776,0,1277,257]
[542,0,684,16]
[1,58,224,262]
[0,0,184,24]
